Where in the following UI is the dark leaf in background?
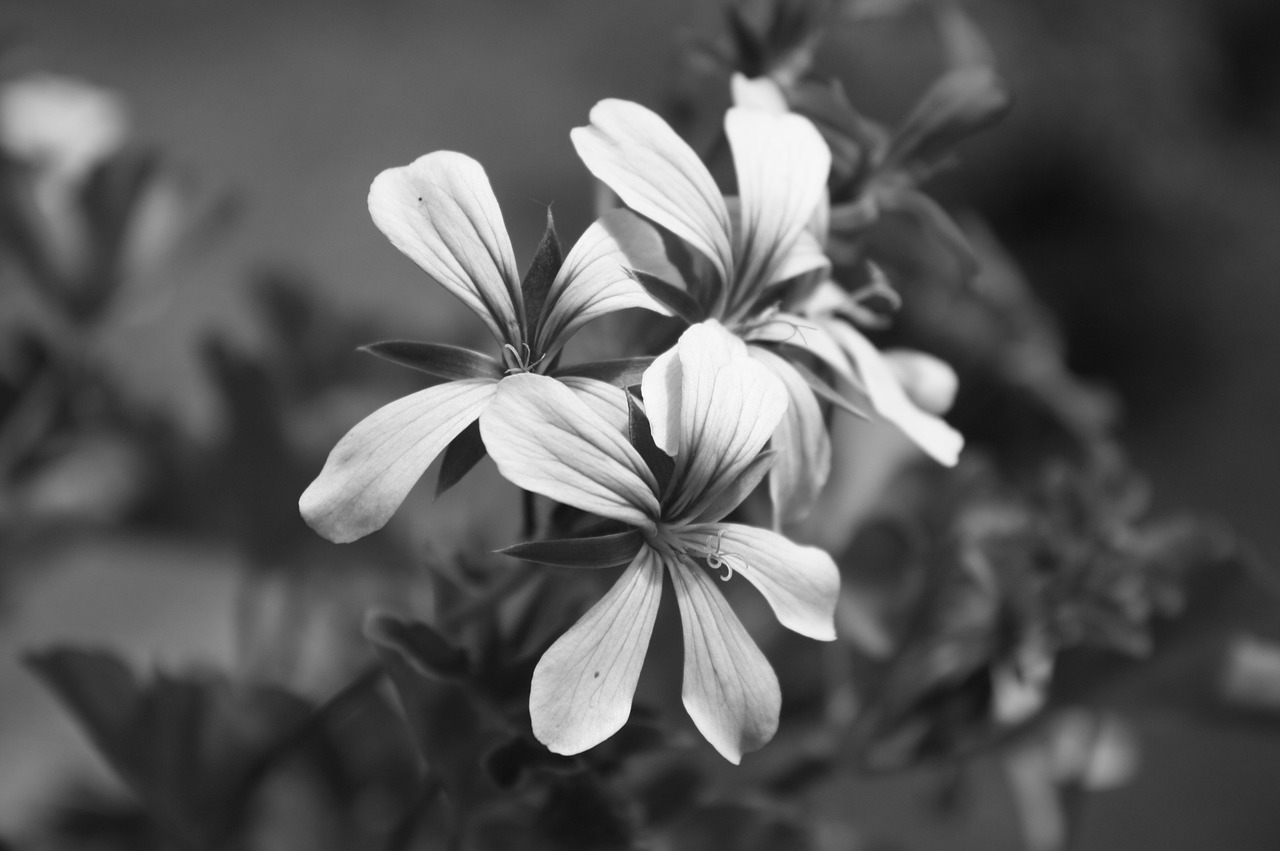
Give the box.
[885,66,1012,178]
[365,611,510,807]
[25,647,312,845]
[667,802,814,851]
[75,151,160,321]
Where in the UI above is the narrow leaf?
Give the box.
[552,356,655,387]
[628,269,706,325]
[361,341,504,381]
[436,419,487,496]
[499,529,645,568]
[521,208,563,337]
[627,393,674,496]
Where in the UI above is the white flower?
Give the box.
[299,151,658,543]
[482,322,840,763]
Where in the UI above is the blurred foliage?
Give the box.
[4,2,1280,851]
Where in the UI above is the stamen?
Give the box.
[501,342,546,375]
[703,530,747,582]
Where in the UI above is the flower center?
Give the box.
[646,525,747,583]
[501,342,544,374]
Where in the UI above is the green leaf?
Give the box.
[360,340,504,381]
[521,208,563,340]
[627,392,674,495]
[436,419,487,496]
[551,356,655,387]
[499,529,645,568]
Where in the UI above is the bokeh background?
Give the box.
[2,0,1279,848]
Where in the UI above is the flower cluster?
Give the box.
[299,79,966,761]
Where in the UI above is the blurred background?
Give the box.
[1,0,1279,848]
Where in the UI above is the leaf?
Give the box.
[25,647,311,844]
[627,269,706,324]
[365,613,508,805]
[360,340,504,381]
[876,187,980,279]
[627,392,674,496]
[436,419,487,496]
[499,529,645,568]
[521,208,563,339]
[365,611,470,680]
[886,66,1012,175]
[551,356,655,387]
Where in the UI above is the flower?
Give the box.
[731,75,965,467]
[481,322,840,762]
[573,94,961,524]
[299,151,660,543]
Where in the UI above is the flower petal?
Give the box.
[300,379,498,543]
[724,107,831,310]
[740,312,859,389]
[536,209,668,354]
[638,343,681,456]
[749,347,832,526]
[481,373,660,531]
[730,73,789,114]
[883,348,959,415]
[679,523,839,641]
[530,546,664,754]
[820,319,963,465]
[669,559,780,763]
[572,99,733,286]
[368,151,523,344]
[661,322,789,520]
[557,375,631,435]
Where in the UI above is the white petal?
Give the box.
[536,209,668,353]
[821,320,963,465]
[680,523,839,641]
[639,343,681,456]
[730,73,789,114]
[724,107,831,308]
[480,373,660,531]
[749,347,831,526]
[770,227,831,288]
[883,349,959,415]
[740,312,859,388]
[300,379,498,543]
[558,376,630,435]
[368,151,523,344]
[669,559,780,763]
[665,322,788,520]
[530,546,664,754]
[572,99,733,286]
